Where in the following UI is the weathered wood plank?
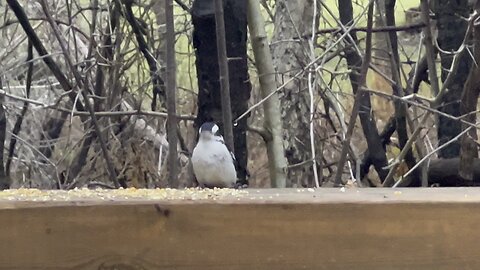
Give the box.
[0,188,479,269]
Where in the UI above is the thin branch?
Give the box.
[174,0,191,13]
[0,88,196,120]
[365,87,480,130]
[0,17,91,40]
[308,0,320,188]
[259,0,274,22]
[6,41,33,177]
[310,22,426,37]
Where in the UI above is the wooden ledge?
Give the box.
[1,187,480,207]
[1,188,480,269]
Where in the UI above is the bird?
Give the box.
[191,122,238,188]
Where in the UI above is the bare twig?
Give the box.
[0,88,196,120]
[6,41,33,177]
[174,0,191,13]
[308,0,320,188]
[365,87,480,127]
[309,22,426,37]
[0,17,90,40]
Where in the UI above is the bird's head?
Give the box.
[199,122,220,141]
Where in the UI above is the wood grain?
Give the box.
[0,188,480,269]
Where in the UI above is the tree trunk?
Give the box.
[247,0,288,187]
[428,158,480,186]
[0,79,8,189]
[459,3,480,181]
[433,0,472,158]
[334,1,375,187]
[384,0,418,185]
[165,0,178,187]
[338,0,389,182]
[214,0,234,152]
[192,0,251,184]
[270,0,319,187]
[373,0,390,77]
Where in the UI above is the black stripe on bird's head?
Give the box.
[199,122,220,138]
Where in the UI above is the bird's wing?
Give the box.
[214,135,237,165]
[214,135,249,188]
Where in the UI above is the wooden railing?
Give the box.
[0,188,478,269]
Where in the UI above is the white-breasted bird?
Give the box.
[191,122,237,188]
